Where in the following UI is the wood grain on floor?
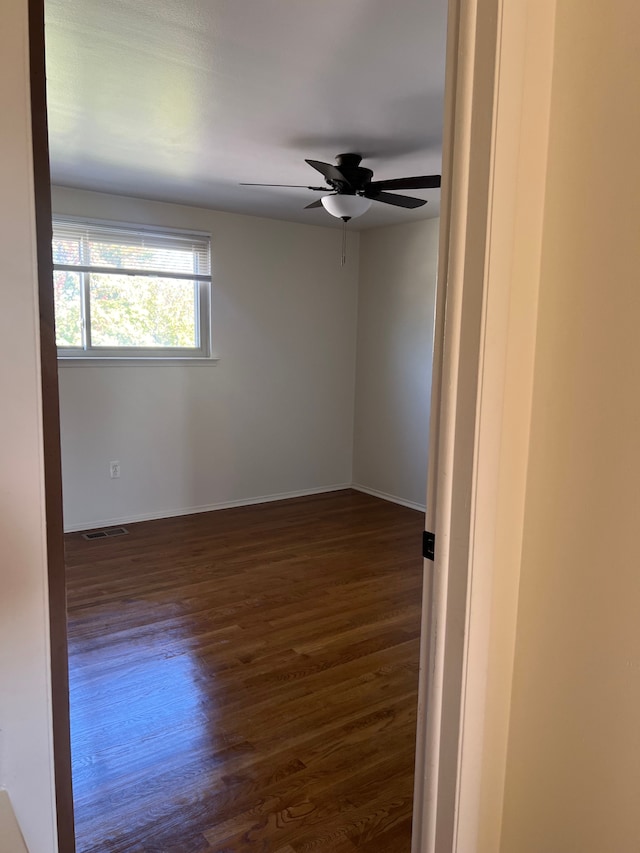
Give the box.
[65,489,424,852]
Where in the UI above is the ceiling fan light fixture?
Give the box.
[321,193,372,221]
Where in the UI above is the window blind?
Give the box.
[52,218,211,281]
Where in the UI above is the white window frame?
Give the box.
[53,217,213,361]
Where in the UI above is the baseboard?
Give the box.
[64,482,425,533]
[63,483,352,533]
[351,483,426,513]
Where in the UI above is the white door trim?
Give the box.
[412,0,558,850]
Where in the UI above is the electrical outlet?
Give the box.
[109,461,120,479]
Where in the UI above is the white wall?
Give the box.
[500,0,640,849]
[53,187,359,531]
[0,0,58,850]
[352,219,439,509]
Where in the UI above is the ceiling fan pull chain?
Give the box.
[341,220,347,267]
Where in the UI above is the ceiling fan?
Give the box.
[241,153,441,222]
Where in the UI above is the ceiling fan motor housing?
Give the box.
[332,153,373,194]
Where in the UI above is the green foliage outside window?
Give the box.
[53,270,83,347]
[89,275,196,348]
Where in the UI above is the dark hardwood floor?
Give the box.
[65,489,425,853]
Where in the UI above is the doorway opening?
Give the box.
[37,1,448,849]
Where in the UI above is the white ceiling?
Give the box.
[44,0,448,230]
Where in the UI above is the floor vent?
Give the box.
[82,527,129,541]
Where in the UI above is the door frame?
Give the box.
[412,0,557,850]
[30,0,559,850]
[29,0,76,850]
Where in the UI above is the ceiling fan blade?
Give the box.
[305,159,351,186]
[240,183,327,190]
[367,175,441,192]
[366,191,427,209]
[304,199,324,209]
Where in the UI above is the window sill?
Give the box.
[57,357,220,367]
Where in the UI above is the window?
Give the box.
[52,218,212,359]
